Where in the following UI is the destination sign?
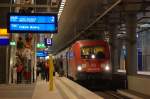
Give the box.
[10,24,56,31]
[7,13,57,33]
[10,16,55,23]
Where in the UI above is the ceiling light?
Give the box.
[59,8,63,11]
[51,34,53,38]
[60,6,64,9]
[61,3,65,6]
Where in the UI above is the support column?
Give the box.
[0,46,10,83]
[109,25,120,73]
[125,13,137,75]
[125,13,150,96]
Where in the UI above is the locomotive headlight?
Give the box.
[101,63,110,71]
[105,65,110,71]
[77,65,82,71]
[77,64,86,71]
[91,54,95,59]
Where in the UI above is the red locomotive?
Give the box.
[66,40,112,80]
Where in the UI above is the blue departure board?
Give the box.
[7,13,57,33]
[36,51,48,57]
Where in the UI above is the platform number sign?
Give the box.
[45,38,52,46]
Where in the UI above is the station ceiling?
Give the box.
[51,0,150,54]
[0,0,60,27]
[0,0,150,54]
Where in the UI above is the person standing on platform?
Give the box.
[12,64,17,83]
[16,36,24,63]
[59,55,64,77]
[36,59,41,78]
[45,61,49,81]
[41,60,46,80]
[17,36,24,54]
[22,48,32,83]
[16,63,23,84]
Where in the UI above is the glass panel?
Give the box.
[137,29,150,71]
[81,46,105,59]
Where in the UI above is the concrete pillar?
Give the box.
[0,46,10,84]
[125,13,137,75]
[109,25,120,73]
[116,39,123,70]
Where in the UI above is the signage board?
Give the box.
[7,13,58,33]
[10,41,16,46]
[36,51,48,57]
[0,29,8,36]
[0,29,9,46]
[0,37,9,45]
[44,38,52,46]
[36,43,46,48]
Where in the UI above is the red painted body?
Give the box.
[67,40,111,80]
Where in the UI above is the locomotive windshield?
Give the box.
[81,46,105,59]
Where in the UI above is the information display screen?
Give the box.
[36,51,48,57]
[7,13,57,33]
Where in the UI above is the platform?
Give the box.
[0,77,103,99]
[117,89,150,99]
[32,77,103,99]
[0,83,35,99]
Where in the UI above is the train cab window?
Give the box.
[81,46,105,59]
[96,51,105,59]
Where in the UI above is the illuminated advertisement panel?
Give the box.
[7,13,57,33]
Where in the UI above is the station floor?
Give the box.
[0,77,103,99]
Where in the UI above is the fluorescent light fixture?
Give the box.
[140,24,150,28]
[51,34,53,38]
[61,4,65,6]
[59,8,63,11]
[60,6,64,9]
[61,2,65,4]
[58,0,67,20]
[59,11,63,13]
[59,11,63,14]
[60,4,65,6]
